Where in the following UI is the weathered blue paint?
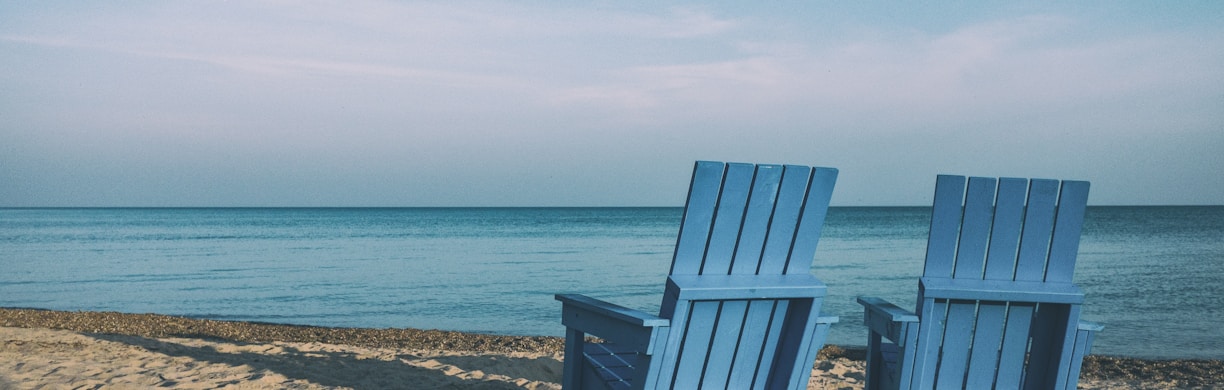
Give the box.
[556,161,839,389]
[858,175,1100,390]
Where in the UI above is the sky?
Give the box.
[2,1,1222,207]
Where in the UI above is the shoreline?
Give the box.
[3,308,1222,389]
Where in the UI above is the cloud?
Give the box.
[3,2,1222,205]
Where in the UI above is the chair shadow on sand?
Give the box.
[87,333,561,389]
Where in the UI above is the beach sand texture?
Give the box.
[2,309,1220,389]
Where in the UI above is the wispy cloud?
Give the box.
[2,2,743,98]
[549,13,1224,131]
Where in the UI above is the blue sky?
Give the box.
[2,2,1222,206]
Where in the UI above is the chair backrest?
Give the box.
[668,161,838,277]
[922,175,1089,283]
[655,161,837,389]
[914,175,1090,389]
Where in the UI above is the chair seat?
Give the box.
[582,342,641,390]
[877,342,903,388]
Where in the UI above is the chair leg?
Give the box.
[865,331,884,390]
[563,328,585,389]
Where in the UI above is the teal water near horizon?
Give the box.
[1,207,1221,360]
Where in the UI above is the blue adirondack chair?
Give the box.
[555,161,839,389]
[858,175,1102,390]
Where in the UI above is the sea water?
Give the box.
[1,207,1221,359]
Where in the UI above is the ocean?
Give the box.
[1,207,1220,360]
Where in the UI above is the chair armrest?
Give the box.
[556,294,670,353]
[666,274,827,301]
[1078,320,1104,332]
[858,297,918,322]
[556,294,668,327]
[858,297,918,344]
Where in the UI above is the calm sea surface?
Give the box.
[1,207,1221,359]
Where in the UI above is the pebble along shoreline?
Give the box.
[2,308,1222,387]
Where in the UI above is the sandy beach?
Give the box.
[1,309,1220,389]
